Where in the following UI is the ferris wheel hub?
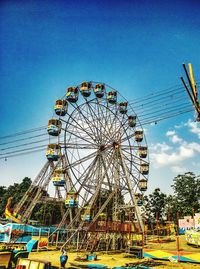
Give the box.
[113,142,119,149]
[99,144,106,151]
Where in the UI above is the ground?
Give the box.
[28,235,200,269]
[29,250,200,269]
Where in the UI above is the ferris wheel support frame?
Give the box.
[118,148,144,232]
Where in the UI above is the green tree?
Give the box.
[0,177,32,217]
[144,188,167,225]
[170,172,200,218]
[0,186,7,216]
[33,203,63,225]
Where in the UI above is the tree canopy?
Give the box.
[0,172,199,225]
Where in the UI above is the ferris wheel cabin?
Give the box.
[47,119,62,136]
[81,206,92,221]
[139,146,148,158]
[140,163,149,175]
[94,84,105,98]
[138,179,148,192]
[51,168,66,186]
[65,190,78,208]
[119,102,128,114]
[46,144,61,161]
[66,87,79,103]
[128,115,136,127]
[98,212,107,221]
[107,91,117,104]
[134,130,144,142]
[80,82,92,97]
[54,99,68,116]
[135,193,144,206]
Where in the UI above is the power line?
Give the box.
[0,82,196,159]
[0,126,46,140]
[0,133,48,146]
[0,148,46,160]
[0,107,193,160]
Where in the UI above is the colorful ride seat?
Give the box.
[94,84,105,98]
[47,119,62,136]
[81,206,92,221]
[137,199,143,206]
[138,179,148,192]
[139,146,148,158]
[65,199,78,208]
[65,190,78,208]
[46,144,61,161]
[119,102,128,114]
[80,82,92,97]
[128,115,136,127]
[52,168,66,186]
[140,163,149,175]
[82,214,92,221]
[135,193,144,206]
[54,99,68,116]
[134,130,143,142]
[107,91,117,104]
[51,176,65,187]
[66,87,79,103]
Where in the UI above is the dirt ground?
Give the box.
[29,250,200,269]
[145,235,200,253]
[28,235,200,269]
[1,234,199,268]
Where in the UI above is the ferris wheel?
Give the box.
[46,82,149,242]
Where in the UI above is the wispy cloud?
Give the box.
[186,119,200,139]
[171,165,188,174]
[150,120,200,172]
[166,130,183,144]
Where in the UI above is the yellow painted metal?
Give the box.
[188,63,197,100]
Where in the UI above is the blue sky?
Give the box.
[0,0,200,194]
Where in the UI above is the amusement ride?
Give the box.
[2,63,199,251]
[8,81,149,251]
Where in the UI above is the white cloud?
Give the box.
[171,165,187,174]
[174,122,184,129]
[186,119,200,139]
[166,130,175,136]
[166,130,182,144]
[171,134,182,144]
[150,141,200,168]
[150,142,172,152]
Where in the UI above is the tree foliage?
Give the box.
[170,172,200,218]
[0,177,62,225]
[0,177,32,216]
[144,188,167,224]
[0,172,199,226]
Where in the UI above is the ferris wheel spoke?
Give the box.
[83,100,112,144]
[60,143,98,150]
[97,101,116,142]
[65,149,98,170]
[84,101,103,144]
[120,150,142,182]
[116,121,129,142]
[64,128,96,146]
[95,100,116,143]
[102,113,119,146]
[121,133,133,144]
[75,103,99,138]
[122,147,143,163]
[100,154,114,191]
[61,117,97,144]
[66,148,96,181]
[71,103,100,143]
[95,100,107,143]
